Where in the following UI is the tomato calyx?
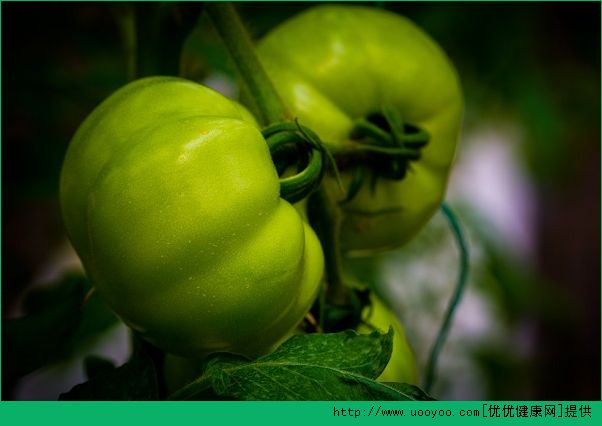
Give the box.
[339,105,430,203]
[350,105,429,176]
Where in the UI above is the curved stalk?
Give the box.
[424,202,470,393]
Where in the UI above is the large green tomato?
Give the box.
[60,77,324,357]
[358,294,418,384]
[256,5,464,255]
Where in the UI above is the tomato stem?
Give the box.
[308,188,352,307]
[424,202,470,394]
[206,2,288,126]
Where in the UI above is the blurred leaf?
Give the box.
[516,78,568,184]
[473,346,534,400]
[60,346,159,401]
[68,284,120,352]
[2,276,85,381]
[3,275,119,384]
[482,242,576,324]
[24,275,119,352]
[459,207,579,325]
[171,329,429,401]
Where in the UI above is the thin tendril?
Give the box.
[424,202,469,394]
[381,103,405,146]
[351,143,421,157]
[262,120,327,203]
[351,120,393,145]
[294,118,345,194]
[340,166,365,205]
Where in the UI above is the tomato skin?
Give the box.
[256,5,464,255]
[60,77,324,357]
[359,295,418,384]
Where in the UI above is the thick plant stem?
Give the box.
[424,202,469,394]
[308,188,349,308]
[206,2,288,126]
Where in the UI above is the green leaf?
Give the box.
[260,329,391,379]
[381,383,436,401]
[59,347,159,401]
[171,329,428,401]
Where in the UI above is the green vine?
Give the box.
[424,202,470,393]
[206,2,288,126]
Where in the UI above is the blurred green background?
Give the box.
[2,1,600,400]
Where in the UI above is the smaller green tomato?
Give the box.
[256,5,464,255]
[358,294,418,384]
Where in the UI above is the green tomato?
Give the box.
[256,5,464,255]
[60,77,324,357]
[358,294,418,384]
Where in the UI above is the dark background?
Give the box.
[2,1,600,400]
